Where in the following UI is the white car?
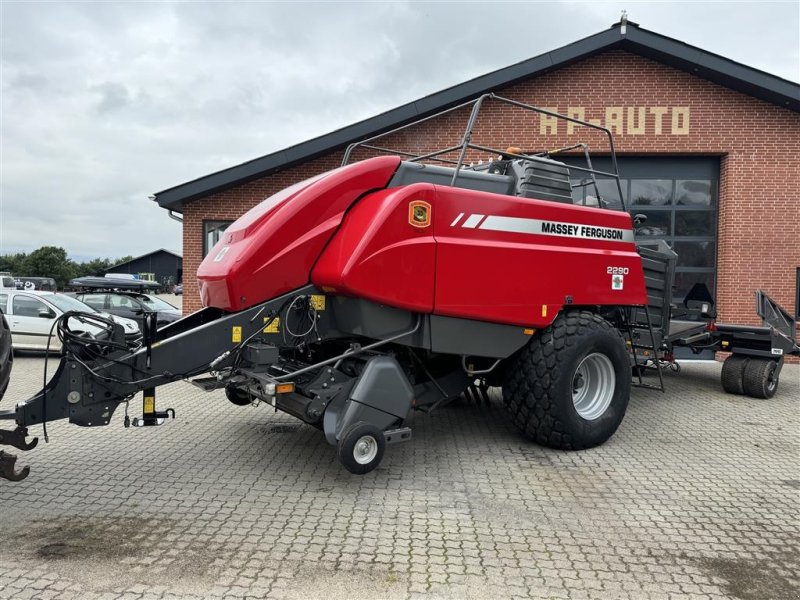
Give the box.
[0,274,16,291]
[0,290,141,352]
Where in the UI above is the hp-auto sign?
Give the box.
[539,106,691,136]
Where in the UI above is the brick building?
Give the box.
[153,21,800,344]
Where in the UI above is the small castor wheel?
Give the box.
[337,422,385,475]
[225,384,252,406]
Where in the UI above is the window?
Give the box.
[566,157,719,303]
[0,294,7,313]
[12,295,49,318]
[204,221,233,257]
[79,294,107,310]
[630,179,672,206]
[109,295,138,310]
[140,295,178,311]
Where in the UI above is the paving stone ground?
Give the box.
[0,354,797,600]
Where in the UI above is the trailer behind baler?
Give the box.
[1,94,797,482]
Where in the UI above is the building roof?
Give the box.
[153,20,800,212]
[105,248,182,272]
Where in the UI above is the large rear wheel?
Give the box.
[503,311,630,450]
[720,355,749,395]
[742,358,780,399]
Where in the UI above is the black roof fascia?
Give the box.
[154,23,799,212]
[622,27,799,112]
[105,248,182,272]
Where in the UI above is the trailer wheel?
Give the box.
[720,355,749,394]
[742,358,779,399]
[225,384,252,406]
[503,311,630,450]
[337,422,385,474]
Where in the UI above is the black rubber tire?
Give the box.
[337,421,385,475]
[0,313,13,403]
[225,384,252,406]
[742,358,779,399]
[503,310,630,450]
[720,355,749,395]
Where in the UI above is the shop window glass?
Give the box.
[630,180,672,206]
[676,180,713,206]
[675,211,715,237]
[674,241,716,269]
[633,211,671,237]
[674,272,716,301]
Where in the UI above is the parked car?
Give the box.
[71,291,182,330]
[0,290,140,352]
[0,274,16,291]
[174,284,183,296]
[13,276,57,291]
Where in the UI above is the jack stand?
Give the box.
[132,388,176,427]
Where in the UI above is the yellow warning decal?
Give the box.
[143,396,155,414]
[263,317,280,333]
[310,295,326,311]
[232,326,242,343]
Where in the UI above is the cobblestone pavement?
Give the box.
[0,356,797,600]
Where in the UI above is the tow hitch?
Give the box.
[0,427,38,481]
[0,451,30,482]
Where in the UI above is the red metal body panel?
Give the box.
[431,186,646,327]
[198,156,646,327]
[197,156,401,311]
[312,184,437,312]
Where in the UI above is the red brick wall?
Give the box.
[182,50,800,357]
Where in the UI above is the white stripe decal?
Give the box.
[450,212,464,227]
[461,213,485,229]
[479,215,634,243]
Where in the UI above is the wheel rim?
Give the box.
[572,352,616,421]
[353,435,378,465]
[766,365,777,392]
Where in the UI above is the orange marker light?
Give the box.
[276,383,295,394]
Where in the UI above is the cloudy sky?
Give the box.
[1,1,798,261]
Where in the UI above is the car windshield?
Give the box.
[46,293,97,314]
[140,295,178,311]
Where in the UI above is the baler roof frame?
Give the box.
[341,93,627,211]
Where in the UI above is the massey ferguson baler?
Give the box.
[1,94,796,481]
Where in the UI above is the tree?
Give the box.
[23,246,76,289]
[75,258,115,277]
[0,252,28,274]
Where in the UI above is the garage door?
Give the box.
[565,156,720,303]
